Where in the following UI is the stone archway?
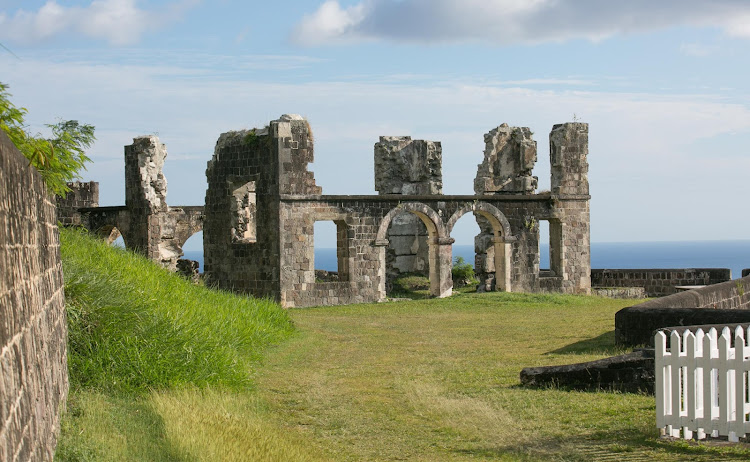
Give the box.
[447,202,515,292]
[94,225,124,246]
[376,202,453,299]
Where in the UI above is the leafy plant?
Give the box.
[452,256,478,288]
[0,82,95,196]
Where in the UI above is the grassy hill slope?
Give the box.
[56,229,327,461]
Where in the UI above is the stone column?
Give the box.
[430,237,454,298]
[124,136,169,260]
[549,122,591,294]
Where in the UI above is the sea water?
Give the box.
[183,240,750,279]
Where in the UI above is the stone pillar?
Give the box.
[124,136,193,270]
[374,136,442,289]
[549,122,590,294]
[430,237,454,298]
[474,215,496,291]
[124,136,168,260]
[474,124,538,291]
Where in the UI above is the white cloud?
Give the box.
[3,54,750,241]
[292,0,367,45]
[0,0,198,45]
[679,43,718,57]
[291,0,750,45]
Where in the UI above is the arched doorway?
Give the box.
[181,231,204,273]
[449,214,480,291]
[447,202,514,292]
[376,203,453,299]
[96,225,124,247]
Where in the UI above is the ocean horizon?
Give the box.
[183,240,750,280]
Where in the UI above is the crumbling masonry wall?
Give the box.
[0,131,68,461]
[60,116,591,308]
[59,136,204,270]
[474,124,539,291]
[203,116,591,307]
[374,136,442,289]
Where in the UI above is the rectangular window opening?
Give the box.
[314,220,350,282]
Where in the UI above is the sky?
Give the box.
[1,0,749,250]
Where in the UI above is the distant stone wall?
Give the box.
[56,181,98,226]
[592,287,646,299]
[615,275,750,347]
[0,131,68,461]
[591,268,731,297]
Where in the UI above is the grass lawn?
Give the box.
[255,294,750,461]
[56,230,750,460]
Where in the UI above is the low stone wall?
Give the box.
[0,132,69,461]
[592,287,646,299]
[520,350,655,394]
[591,268,731,297]
[615,275,750,347]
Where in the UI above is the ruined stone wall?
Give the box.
[57,138,203,272]
[119,136,202,269]
[204,115,320,299]
[473,124,542,292]
[374,136,441,288]
[474,124,538,195]
[0,131,68,461]
[592,268,731,297]
[279,199,390,307]
[56,181,98,226]
[276,195,558,307]
[124,136,167,256]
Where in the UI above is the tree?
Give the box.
[0,82,95,196]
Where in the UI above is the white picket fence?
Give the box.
[655,325,750,442]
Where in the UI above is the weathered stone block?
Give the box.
[374,136,442,195]
[474,124,538,194]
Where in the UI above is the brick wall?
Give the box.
[0,131,68,461]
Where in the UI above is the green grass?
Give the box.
[256,295,750,461]
[56,229,321,461]
[56,230,750,460]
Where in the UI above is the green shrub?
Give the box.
[452,256,478,288]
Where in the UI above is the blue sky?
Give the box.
[2,0,750,249]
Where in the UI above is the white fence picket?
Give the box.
[655,324,750,441]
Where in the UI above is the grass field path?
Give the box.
[256,294,750,461]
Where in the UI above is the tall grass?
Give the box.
[61,228,293,393]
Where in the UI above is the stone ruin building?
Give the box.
[60,114,591,308]
[57,136,203,271]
